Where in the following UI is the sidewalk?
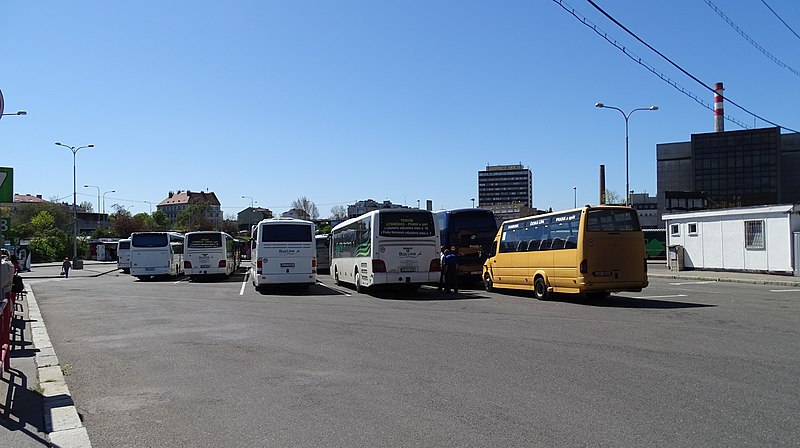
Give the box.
[18,261,120,280]
[647,260,800,287]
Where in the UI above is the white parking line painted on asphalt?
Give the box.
[174,277,190,284]
[317,280,352,296]
[631,294,688,299]
[669,281,716,285]
[240,273,248,296]
[769,289,800,293]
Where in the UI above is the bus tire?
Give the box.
[533,276,548,300]
[484,274,494,292]
[355,269,363,293]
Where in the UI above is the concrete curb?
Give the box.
[21,268,120,280]
[26,286,93,448]
[649,273,800,288]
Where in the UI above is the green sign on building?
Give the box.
[0,167,13,203]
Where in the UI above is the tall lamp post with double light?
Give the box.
[594,102,658,206]
[56,142,94,262]
[242,196,256,234]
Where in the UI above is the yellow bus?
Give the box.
[483,206,648,299]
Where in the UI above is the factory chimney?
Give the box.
[599,164,606,205]
[714,82,724,132]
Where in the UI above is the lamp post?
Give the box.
[242,196,255,208]
[573,187,577,208]
[594,102,658,206]
[470,197,475,208]
[84,184,100,213]
[0,89,28,120]
[1,111,27,117]
[56,142,94,260]
[102,190,116,214]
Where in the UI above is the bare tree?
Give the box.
[604,189,623,205]
[329,205,348,220]
[291,196,319,220]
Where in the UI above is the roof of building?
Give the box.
[663,204,798,221]
[157,190,220,206]
[14,194,46,203]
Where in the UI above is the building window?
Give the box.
[744,220,765,250]
[670,224,680,236]
[688,223,698,235]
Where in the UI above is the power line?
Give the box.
[582,0,799,133]
[703,0,800,78]
[760,0,800,42]
[552,0,751,130]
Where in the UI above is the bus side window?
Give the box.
[551,237,564,250]
[527,239,540,251]
[564,236,577,249]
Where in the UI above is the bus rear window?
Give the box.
[132,234,168,247]
[118,241,130,250]
[187,233,222,248]
[379,212,435,237]
[262,224,313,242]
[586,209,641,232]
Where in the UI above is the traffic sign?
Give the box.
[0,167,12,203]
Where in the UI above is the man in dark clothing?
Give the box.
[443,245,459,293]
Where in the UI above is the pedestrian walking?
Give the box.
[62,257,72,278]
[438,246,447,291]
[443,245,459,293]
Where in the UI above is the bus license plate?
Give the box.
[200,264,210,268]
[280,263,295,268]
[400,266,416,272]
[145,267,155,272]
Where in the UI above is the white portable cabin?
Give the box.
[663,204,800,274]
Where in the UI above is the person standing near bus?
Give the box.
[443,246,459,293]
[438,246,447,291]
[1,249,15,298]
[62,257,72,278]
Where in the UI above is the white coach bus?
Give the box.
[117,238,131,273]
[184,231,240,279]
[130,231,185,279]
[331,209,440,293]
[250,218,316,290]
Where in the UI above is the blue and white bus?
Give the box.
[331,209,439,293]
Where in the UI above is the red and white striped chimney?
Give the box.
[714,82,724,132]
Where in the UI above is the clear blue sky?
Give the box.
[2,1,798,217]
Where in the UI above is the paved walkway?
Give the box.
[18,261,120,280]
[647,260,800,287]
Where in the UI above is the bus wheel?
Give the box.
[533,276,548,300]
[484,274,494,292]
[355,269,363,293]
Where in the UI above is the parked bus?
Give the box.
[117,238,131,273]
[184,231,240,279]
[483,205,648,299]
[129,232,185,279]
[316,234,331,274]
[434,208,498,279]
[250,218,316,290]
[331,209,439,293]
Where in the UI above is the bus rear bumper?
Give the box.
[254,272,316,285]
[371,272,434,286]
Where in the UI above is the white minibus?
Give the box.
[130,232,185,279]
[250,218,316,290]
[117,238,131,273]
[184,231,239,279]
[331,209,439,293]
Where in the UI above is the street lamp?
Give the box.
[1,110,26,117]
[573,187,577,208]
[103,190,116,214]
[595,102,658,206]
[56,142,94,260]
[143,200,152,214]
[84,184,100,213]
[242,196,255,208]
[470,197,475,208]
[0,89,28,119]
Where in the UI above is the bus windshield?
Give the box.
[449,211,496,229]
[379,212,435,237]
[187,233,223,248]
[262,224,313,242]
[585,209,641,232]
[132,233,168,247]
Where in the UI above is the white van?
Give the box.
[117,238,131,273]
[250,218,316,290]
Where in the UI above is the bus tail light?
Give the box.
[312,258,317,274]
[372,259,386,273]
[429,259,441,272]
[218,260,227,268]
[257,257,263,275]
[184,261,192,269]
[579,259,587,274]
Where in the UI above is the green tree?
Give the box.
[151,210,168,231]
[110,207,148,237]
[175,203,212,232]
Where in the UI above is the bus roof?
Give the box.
[501,205,634,226]
[332,208,433,232]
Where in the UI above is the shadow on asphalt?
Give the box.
[491,289,715,309]
[255,283,344,296]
